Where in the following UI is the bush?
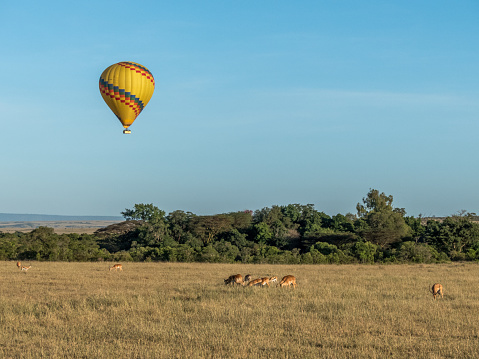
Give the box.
[0,234,19,260]
[175,244,196,262]
[113,251,133,262]
[354,241,378,264]
[397,242,440,263]
[197,245,221,263]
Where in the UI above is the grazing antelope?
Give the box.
[247,276,277,287]
[244,274,252,283]
[279,275,296,288]
[109,264,123,271]
[431,283,444,300]
[224,274,244,286]
[16,262,21,269]
[260,276,277,287]
[247,278,263,287]
[21,266,32,272]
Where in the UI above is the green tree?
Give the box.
[25,227,58,260]
[213,241,240,263]
[122,203,165,223]
[167,210,195,243]
[67,233,103,261]
[296,205,330,235]
[281,204,302,225]
[356,189,394,217]
[175,244,196,262]
[404,216,426,242]
[136,221,173,247]
[330,213,354,232]
[226,211,253,230]
[189,215,232,244]
[423,212,479,256]
[253,222,273,245]
[0,233,19,260]
[198,245,221,262]
[223,228,249,249]
[313,241,339,256]
[122,204,171,247]
[356,189,411,247]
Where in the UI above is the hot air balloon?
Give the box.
[99,62,155,134]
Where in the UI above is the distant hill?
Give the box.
[0,213,123,222]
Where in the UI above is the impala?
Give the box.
[247,278,263,287]
[279,275,296,288]
[247,276,277,287]
[260,276,277,287]
[224,274,244,286]
[431,283,444,300]
[109,264,123,271]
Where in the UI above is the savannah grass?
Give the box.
[1,261,479,358]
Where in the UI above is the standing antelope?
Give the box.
[21,266,32,272]
[16,262,21,269]
[279,275,297,288]
[109,264,123,271]
[431,283,444,300]
[224,274,244,286]
[244,274,252,283]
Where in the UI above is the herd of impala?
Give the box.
[224,273,445,299]
[13,261,444,299]
[224,273,297,288]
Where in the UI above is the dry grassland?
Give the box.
[1,262,479,358]
[0,221,121,234]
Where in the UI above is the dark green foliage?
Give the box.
[404,216,426,242]
[189,214,233,244]
[3,227,108,262]
[356,189,411,247]
[0,233,20,260]
[423,212,479,257]
[121,203,165,222]
[167,210,195,243]
[221,228,250,249]
[95,220,143,252]
[396,241,441,263]
[2,192,478,264]
[353,241,378,263]
[253,222,273,245]
[213,241,240,263]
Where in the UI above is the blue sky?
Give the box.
[1,1,478,217]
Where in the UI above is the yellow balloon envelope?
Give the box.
[99,62,155,134]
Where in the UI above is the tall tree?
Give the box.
[356,189,394,217]
[122,204,170,247]
[189,215,233,244]
[356,189,411,247]
[167,210,195,243]
[121,203,165,224]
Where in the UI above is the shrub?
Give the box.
[397,242,440,263]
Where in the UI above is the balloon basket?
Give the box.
[123,129,132,134]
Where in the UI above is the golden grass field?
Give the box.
[2,261,479,359]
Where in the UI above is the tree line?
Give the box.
[2,189,479,264]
